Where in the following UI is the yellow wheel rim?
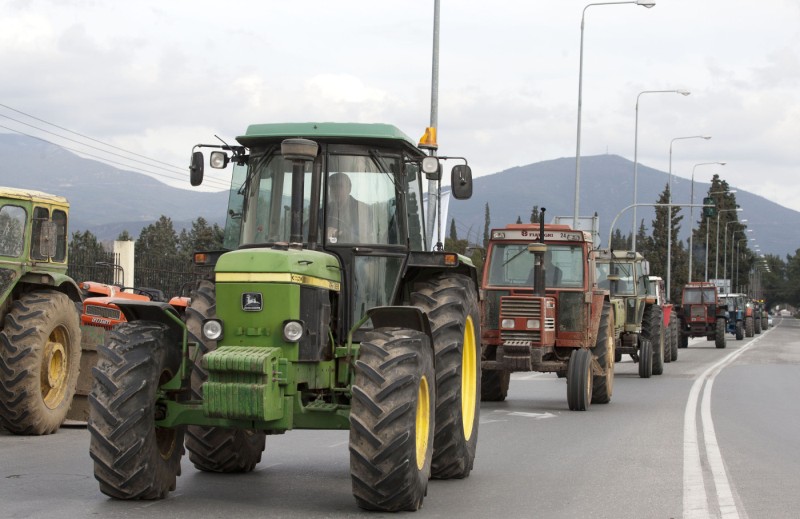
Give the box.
[41,325,70,410]
[415,375,431,470]
[461,316,477,441]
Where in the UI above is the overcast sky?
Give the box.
[2,0,799,219]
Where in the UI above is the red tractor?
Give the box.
[675,282,727,349]
[480,215,614,411]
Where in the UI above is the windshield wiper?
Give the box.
[503,248,529,267]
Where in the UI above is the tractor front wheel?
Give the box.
[185,280,266,473]
[480,346,509,402]
[349,327,435,512]
[0,290,81,435]
[642,305,664,376]
[591,302,614,404]
[567,348,593,411]
[89,322,184,499]
[638,338,653,379]
[715,318,727,349]
[410,273,480,480]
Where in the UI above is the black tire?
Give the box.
[642,305,664,376]
[591,302,614,404]
[480,345,509,401]
[715,317,727,349]
[567,348,593,411]
[679,333,689,349]
[754,316,761,334]
[184,280,266,473]
[669,313,678,361]
[89,321,184,499]
[349,327,435,512]
[409,273,480,480]
[745,317,754,338]
[614,350,622,363]
[736,320,744,340]
[0,290,81,435]
[638,338,653,379]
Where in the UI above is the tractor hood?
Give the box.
[215,247,341,288]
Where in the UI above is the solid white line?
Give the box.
[684,327,772,518]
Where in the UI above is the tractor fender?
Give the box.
[365,306,433,340]
[19,271,82,302]
[107,299,186,345]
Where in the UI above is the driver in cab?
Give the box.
[326,173,367,244]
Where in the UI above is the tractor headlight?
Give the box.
[501,318,515,329]
[282,320,304,342]
[526,319,540,329]
[202,319,223,341]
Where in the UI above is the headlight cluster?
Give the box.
[282,320,305,342]
[202,319,223,341]
[501,319,540,329]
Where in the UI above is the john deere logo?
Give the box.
[242,292,263,312]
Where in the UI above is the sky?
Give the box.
[2,0,799,221]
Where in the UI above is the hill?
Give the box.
[446,154,797,258]
[2,133,796,258]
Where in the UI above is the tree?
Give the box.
[515,215,522,224]
[68,230,113,284]
[178,217,224,259]
[117,230,133,241]
[135,215,179,263]
[610,229,631,250]
[530,205,540,224]
[483,203,491,249]
[650,183,686,301]
[449,218,458,241]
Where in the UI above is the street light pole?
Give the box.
[688,161,725,281]
[574,0,656,230]
[724,224,749,284]
[666,135,710,299]
[631,89,690,252]
[714,207,741,280]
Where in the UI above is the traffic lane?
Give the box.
[713,318,800,518]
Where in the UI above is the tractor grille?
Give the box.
[499,297,554,344]
[85,304,122,320]
[690,305,707,321]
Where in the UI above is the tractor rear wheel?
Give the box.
[184,280,266,473]
[0,290,81,435]
[642,305,664,376]
[745,317,754,337]
[410,273,480,480]
[736,321,744,340]
[480,346,509,401]
[89,321,184,499]
[670,315,679,361]
[591,302,614,404]
[567,348,592,411]
[754,315,761,334]
[349,327,435,512]
[638,338,653,379]
[715,318,727,349]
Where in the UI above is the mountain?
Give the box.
[0,133,227,239]
[2,133,796,258]
[446,154,797,258]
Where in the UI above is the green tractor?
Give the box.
[88,123,481,511]
[0,187,84,435]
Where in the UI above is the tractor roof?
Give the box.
[0,186,69,206]
[237,122,423,156]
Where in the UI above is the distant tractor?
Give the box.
[479,216,614,411]
[88,123,481,511]
[675,282,727,348]
[595,250,664,378]
[719,293,747,341]
[0,187,83,434]
[646,276,678,363]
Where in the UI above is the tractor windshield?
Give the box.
[224,146,425,251]
[486,243,584,288]
[596,261,636,296]
[0,203,26,258]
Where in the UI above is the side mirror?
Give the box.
[190,151,204,186]
[641,260,650,276]
[451,164,473,200]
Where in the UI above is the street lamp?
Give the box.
[705,191,737,281]
[574,0,656,229]
[723,220,747,285]
[666,135,710,299]
[735,236,756,292]
[688,161,725,281]
[631,89,691,251]
[714,208,742,280]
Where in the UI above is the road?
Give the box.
[2,318,798,519]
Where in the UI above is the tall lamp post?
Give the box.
[666,135,710,299]
[734,237,755,292]
[688,161,725,281]
[705,199,737,281]
[714,208,742,280]
[729,229,753,287]
[723,220,747,286]
[631,89,691,251]
[574,0,656,229]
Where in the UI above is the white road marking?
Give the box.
[683,328,772,518]
[507,411,555,419]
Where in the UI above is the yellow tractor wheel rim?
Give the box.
[461,316,477,441]
[41,326,70,409]
[415,375,431,470]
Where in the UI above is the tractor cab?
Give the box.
[595,250,650,331]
